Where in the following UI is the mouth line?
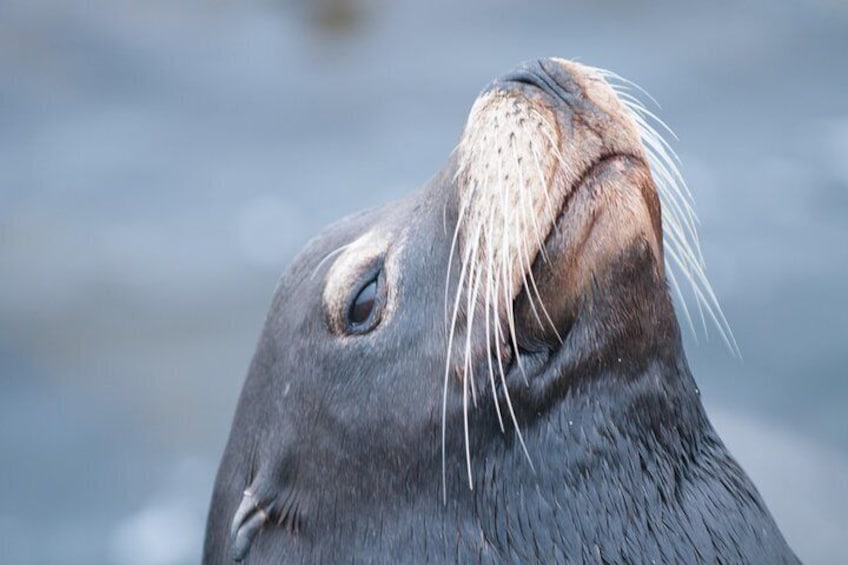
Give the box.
[498,153,645,373]
[503,345,551,389]
[540,152,644,257]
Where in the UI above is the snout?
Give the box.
[450,56,659,360]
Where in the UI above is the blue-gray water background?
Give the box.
[1,0,846,563]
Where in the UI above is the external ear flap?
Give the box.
[230,488,269,562]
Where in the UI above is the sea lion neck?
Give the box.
[466,358,713,562]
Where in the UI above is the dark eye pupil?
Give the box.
[349,279,377,326]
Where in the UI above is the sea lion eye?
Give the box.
[347,276,379,331]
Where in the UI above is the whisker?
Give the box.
[665,260,698,339]
[522,125,566,340]
[666,236,739,354]
[441,204,479,502]
[490,267,535,472]
[600,67,738,356]
[310,243,353,280]
[495,156,528,386]
[483,207,506,433]
[511,140,547,331]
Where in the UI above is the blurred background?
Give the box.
[1,0,846,563]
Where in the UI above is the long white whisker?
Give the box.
[664,232,709,334]
[666,240,739,354]
[445,178,476,323]
[460,216,485,489]
[511,140,547,331]
[605,68,739,355]
[496,156,528,386]
[593,66,662,110]
[462,215,486,407]
[665,260,698,339]
[523,125,566,339]
[483,206,505,433]
[441,203,480,502]
[490,264,535,471]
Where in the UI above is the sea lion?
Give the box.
[203,58,799,563]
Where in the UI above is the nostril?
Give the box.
[501,59,548,90]
[538,59,578,99]
[499,59,575,105]
[506,72,541,88]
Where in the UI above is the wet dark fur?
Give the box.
[203,65,799,563]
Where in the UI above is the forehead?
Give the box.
[276,199,408,296]
[285,207,386,282]
[267,176,454,335]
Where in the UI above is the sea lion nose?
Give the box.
[498,58,579,104]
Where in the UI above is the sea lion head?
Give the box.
[204,58,733,562]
